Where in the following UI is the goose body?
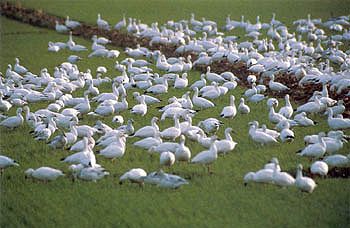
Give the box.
[133,135,162,149]
[220,95,237,118]
[191,137,218,171]
[272,158,295,187]
[215,128,237,154]
[134,117,159,138]
[0,108,23,129]
[297,133,326,159]
[323,154,350,168]
[119,168,147,185]
[25,167,64,181]
[296,164,316,193]
[160,152,175,167]
[244,169,274,185]
[175,135,191,162]
[310,161,328,176]
[192,87,214,109]
[327,109,350,130]
[238,98,250,114]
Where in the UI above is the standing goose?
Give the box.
[0,108,24,129]
[278,94,293,118]
[191,137,218,173]
[238,97,250,114]
[160,114,181,141]
[25,167,64,181]
[14,58,28,74]
[160,152,176,167]
[97,14,110,30]
[295,164,317,193]
[192,87,214,109]
[134,117,159,138]
[248,121,278,146]
[220,95,237,118]
[0,155,19,173]
[215,128,237,155]
[131,95,147,116]
[73,92,91,115]
[279,120,295,142]
[175,135,191,162]
[174,73,188,89]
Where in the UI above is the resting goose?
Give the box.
[238,97,250,114]
[175,135,191,162]
[131,95,147,116]
[323,154,350,168]
[327,109,350,130]
[134,117,159,138]
[160,114,181,141]
[192,87,214,109]
[297,133,326,159]
[215,128,237,154]
[271,158,295,187]
[279,120,295,142]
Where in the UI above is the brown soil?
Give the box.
[1,1,349,116]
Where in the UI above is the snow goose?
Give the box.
[146,78,168,94]
[0,155,19,173]
[294,112,317,126]
[25,167,64,181]
[0,91,12,112]
[14,58,28,74]
[97,139,126,160]
[243,168,274,186]
[48,134,67,149]
[55,21,69,33]
[271,158,295,187]
[175,135,191,162]
[238,97,250,114]
[160,152,176,167]
[201,82,221,99]
[192,87,214,109]
[70,164,109,182]
[327,109,350,130]
[279,120,295,142]
[65,121,78,146]
[215,128,237,155]
[160,114,181,141]
[220,95,237,118]
[148,142,179,154]
[297,133,326,159]
[295,164,316,193]
[244,83,258,98]
[0,107,23,129]
[97,13,110,30]
[92,34,110,45]
[269,75,289,92]
[260,124,280,139]
[133,133,162,150]
[198,118,221,135]
[206,66,226,83]
[117,119,135,135]
[112,115,124,125]
[119,168,147,186]
[92,83,119,103]
[133,92,160,104]
[93,102,115,117]
[248,121,278,146]
[295,96,322,114]
[113,95,128,113]
[191,137,218,172]
[73,92,90,115]
[133,117,159,138]
[278,94,293,118]
[310,161,328,176]
[174,73,188,89]
[323,154,350,168]
[269,104,287,124]
[65,16,80,29]
[131,95,147,116]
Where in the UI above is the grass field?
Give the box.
[1,1,350,227]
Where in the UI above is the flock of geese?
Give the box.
[1,12,350,192]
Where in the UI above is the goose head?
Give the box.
[24,168,35,177]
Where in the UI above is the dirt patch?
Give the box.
[1,1,349,116]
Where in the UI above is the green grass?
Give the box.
[1,1,350,227]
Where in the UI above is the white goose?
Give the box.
[248,121,278,145]
[220,95,237,118]
[70,164,109,182]
[191,137,218,172]
[206,66,226,83]
[174,73,188,89]
[25,167,64,181]
[0,108,23,129]
[146,78,168,94]
[327,109,350,130]
[0,155,19,172]
[131,95,147,116]
[190,74,206,90]
[160,114,181,141]
[192,87,214,109]
[323,154,350,168]
[278,94,293,118]
[133,92,160,104]
[133,133,162,150]
[175,135,191,162]
[97,13,110,30]
[14,58,28,74]
[269,75,290,92]
[310,161,328,176]
[119,168,147,186]
[215,128,237,155]
[269,103,286,124]
[271,158,295,187]
[0,91,12,112]
[134,117,159,138]
[279,120,295,142]
[297,133,326,159]
[238,97,250,114]
[160,152,176,167]
[293,112,317,126]
[295,164,317,193]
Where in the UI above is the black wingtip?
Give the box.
[60,157,65,161]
